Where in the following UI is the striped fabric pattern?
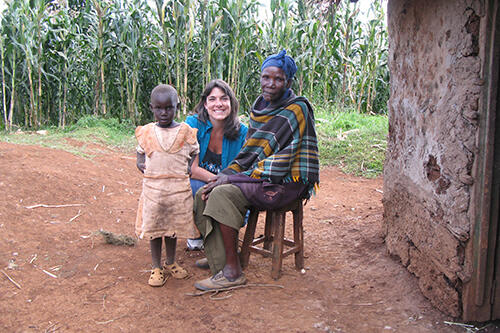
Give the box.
[223,95,320,195]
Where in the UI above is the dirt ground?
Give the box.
[0,140,495,332]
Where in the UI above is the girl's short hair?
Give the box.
[192,79,241,140]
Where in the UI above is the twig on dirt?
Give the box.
[29,254,38,264]
[476,323,493,331]
[210,292,233,300]
[95,315,126,325]
[68,210,82,223]
[26,203,85,209]
[93,281,118,293]
[120,156,135,160]
[375,188,383,194]
[1,269,21,289]
[185,283,284,299]
[44,322,60,333]
[443,321,475,328]
[473,323,493,332]
[42,269,58,279]
[333,301,384,306]
[443,321,491,332]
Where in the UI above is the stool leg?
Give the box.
[271,211,285,280]
[239,209,259,269]
[293,203,304,270]
[263,211,273,250]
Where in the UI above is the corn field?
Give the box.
[0,0,388,130]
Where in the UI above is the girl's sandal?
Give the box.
[148,267,168,287]
[164,262,189,279]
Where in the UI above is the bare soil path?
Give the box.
[0,141,481,332]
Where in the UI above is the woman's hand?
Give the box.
[201,174,229,200]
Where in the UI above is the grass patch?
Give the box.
[315,105,388,178]
[1,110,388,178]
[0,116,137,158]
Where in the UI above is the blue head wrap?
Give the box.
[261,50,297,80]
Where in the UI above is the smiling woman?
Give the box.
[204,87,232,124]
[184,79,248,250]
[186,79,247,186]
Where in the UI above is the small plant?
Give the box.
[0,0,388,130]
[0,107,387,178]
[315,104,388,178]
[0,115,137,157]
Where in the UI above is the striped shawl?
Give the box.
[221,91,320,195]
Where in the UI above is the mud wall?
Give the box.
[384,0,484,317]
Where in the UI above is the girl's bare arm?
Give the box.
[189,155,216,183]
[136,152,145,173]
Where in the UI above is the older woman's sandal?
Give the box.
[164,262,189,279]
[148,268,168,287]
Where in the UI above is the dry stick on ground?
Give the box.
[68,210,83,223]
[29,254,37,264]
[443,321,488,330]
[185,283,284,299]
[93,281,118,293]
[1,269,21,289]
[25,203,85,209]
[95,315,127,325]
[44,322,61,333]
[333,301,384,306]
[42,269,57,279]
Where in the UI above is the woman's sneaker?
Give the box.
[194,270,247,291]
[187,237,204,251]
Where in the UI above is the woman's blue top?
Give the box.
[185,114,248,170]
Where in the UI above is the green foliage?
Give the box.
[0,107,387,178]
[0,115,136,156]
[64,115,136,151]
[71,115,134,134]
[0,0,389,178]
[0,0,389,131]
[315,105,388,178]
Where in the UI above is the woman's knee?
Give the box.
[190,179,206,197]
[194,185,204,202]
[208,184,235,202]
[193,188,206,221]
[208,184,248,217]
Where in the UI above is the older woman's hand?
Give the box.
[201,174,230,200]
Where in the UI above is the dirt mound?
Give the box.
[0,141,466,332]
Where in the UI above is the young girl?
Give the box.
[135,84,199,287]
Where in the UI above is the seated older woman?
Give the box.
[193,50,320,291]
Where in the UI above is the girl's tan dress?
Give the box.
[135,122,199,240]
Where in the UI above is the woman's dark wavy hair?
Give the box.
[192,79,241,140]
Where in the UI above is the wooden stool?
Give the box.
[239,200,304,280]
